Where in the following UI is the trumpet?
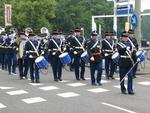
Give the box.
[25,27,33,36]
[40,27,50,38]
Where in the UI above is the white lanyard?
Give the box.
[91,40,99,50]
[51,39,62,50]
[104,39,114,50]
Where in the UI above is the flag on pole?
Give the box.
[5,4,12,27]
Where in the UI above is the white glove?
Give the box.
[63,47,66,51]
[137,58,141,62]
[126,46,130,51]
[41,51,44,55]
[52,52,56,55]
[29,55,33,58]
[73,51,77,55]
[105,53,109,56]
[16,48,18,51]
[90,57,95,61]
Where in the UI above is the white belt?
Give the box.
[120,55,130,58]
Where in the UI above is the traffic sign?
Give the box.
[131,13,138,29]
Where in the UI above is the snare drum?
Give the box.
[59,52,71,65]
[112,52,120,64]
[136,50,145,62]
[81,51,89,63]
[35,56,49,69]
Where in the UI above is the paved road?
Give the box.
[0,66,150,113]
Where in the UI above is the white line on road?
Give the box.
[67,83,86,87]
[57,92,80,98]
[0,86,14,90]
[39,86,59,91]
[22,97,47,104]
[6,90,28,95]
[0,103,7,109]
[102,102,137,113]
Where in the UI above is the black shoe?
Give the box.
[31,80,34,83]
[132,76,136,79]
[128,91,135,95]
[54,79,58,82]
[110,76,115,79]
[81,78,86,80]
[35,80,40,83]
[58,78,62,81]
[121,91,127,95]
[20,77,23,80]
[97,82,102,86]
[91,83,97,86]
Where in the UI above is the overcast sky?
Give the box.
[141,0,150,12]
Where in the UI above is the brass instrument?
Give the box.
[25,27,33,36]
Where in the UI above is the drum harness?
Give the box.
[103,39,115,56]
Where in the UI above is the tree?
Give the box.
[0,0,56,34]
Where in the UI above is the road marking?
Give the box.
[0,86,14,90]
[59,80,70,83]
[22,97,47,104]
[57,92,80,98]
[116,77,128,81]
[114,85,127,89]
[29,83,44,86]
[0,103,7,109]
[137,81,150,86]
[6,90,28,95]
[39,86,59,91]
[101,80,111,84]
[102,102,137,113]
[67,83,86,87]
[88,88,109,93]
[85,77,90,80]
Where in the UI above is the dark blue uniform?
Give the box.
[66,34,74,71]
[4,36,17,75]
[117,40,134,94]
[39,39,48,61]
[87,39,103,85]
[25,40,40,83]
[102,38,115,79]
[70,35,85,80]
[129,37,139,78]
[17,38,28,79]
[47,38,63,81]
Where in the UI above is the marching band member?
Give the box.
[5,33,18,75]
[39,33,48,61]
[70,28,86,80]
[110,32,118,78]
[87,32,103,86]
[25,32,40,83]
[0,32,6,70]
[128,29,139,78]
[117,31,135,95]
[65,30,75,71]
[102,32,115,80]
[17,31,28,79]
[47,30,63,82]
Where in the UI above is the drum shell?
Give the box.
[59,53,71,65]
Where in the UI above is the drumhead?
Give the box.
[136,51,143,56]
[81,51,87,57]
[35,56,44,63]
[112,52,119,59]
[59,52,68,58]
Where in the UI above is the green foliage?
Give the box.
[142,10,150,40]
[0,0,114,36]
